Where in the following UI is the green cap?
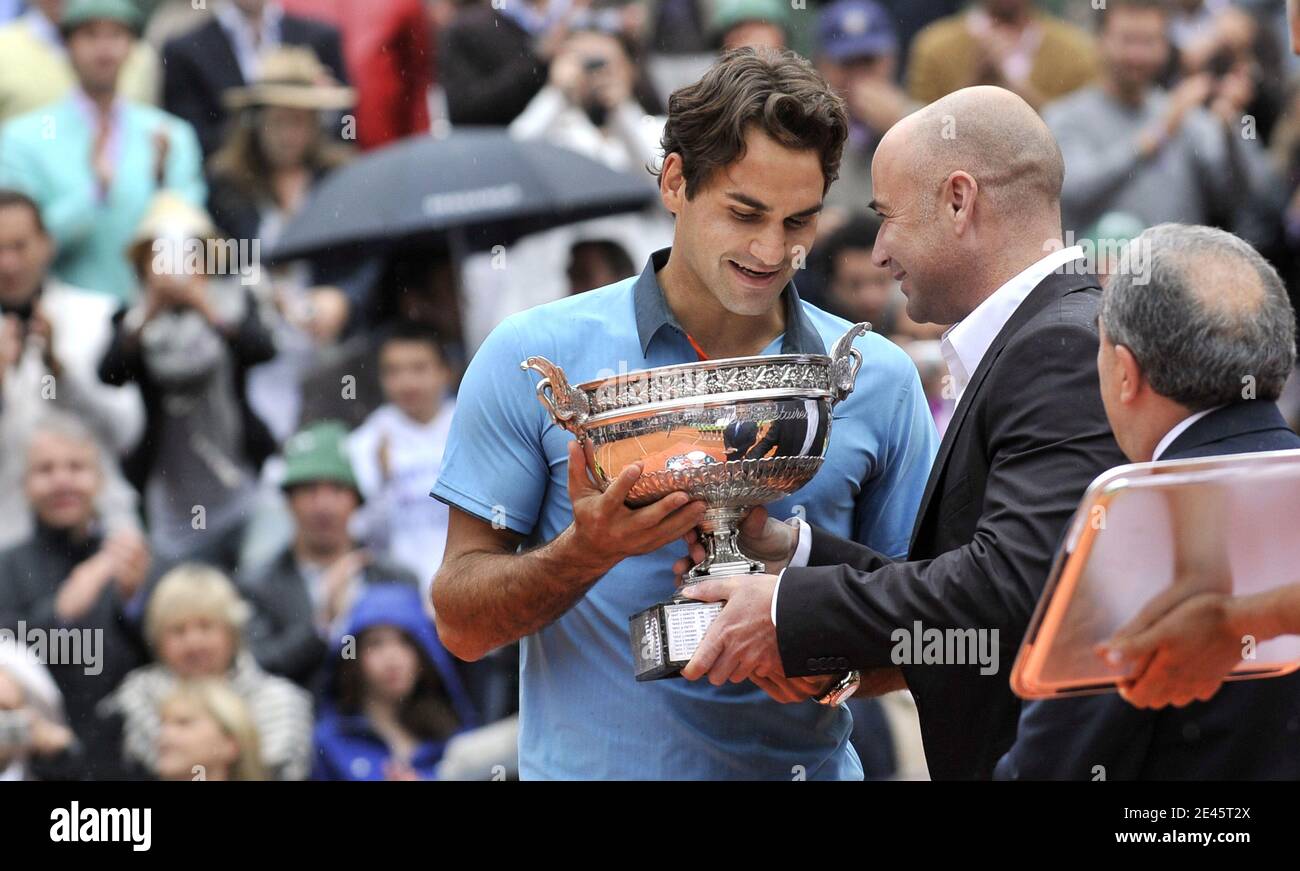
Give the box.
[280,422,359,493]
[60,0,144,38]
[710,0,794,42]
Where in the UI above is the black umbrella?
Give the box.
[267,128,660,264]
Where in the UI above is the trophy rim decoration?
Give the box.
[518,322,870,555]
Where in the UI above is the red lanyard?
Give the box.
[685,333,709,361]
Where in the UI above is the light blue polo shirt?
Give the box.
[433,247,938,780]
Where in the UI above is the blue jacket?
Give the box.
[996,401,1300,780]
[311,585,479,781]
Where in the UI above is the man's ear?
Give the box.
[659,153,685,217]
[945,171,978,236]
[1114,343,1145,404]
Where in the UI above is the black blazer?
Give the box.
[774,268,1127,780]
[438,5,547,127]
[161,16,349,157]
[996,400,1300,780]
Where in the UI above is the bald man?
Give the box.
[679,86,1127,779]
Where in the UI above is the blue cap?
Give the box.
[818,0,897,62]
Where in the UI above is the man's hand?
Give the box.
[679,572,782,684]
[1099,591,1243,709]
[670,505,796,581]
[0,314,22,384]
[750,673,832,703]
[321,549,370,626]
[55,551,117,623]
[103,529,151,602]
[25,305,60,377]
[565,440,707,573]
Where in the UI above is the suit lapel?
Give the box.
[201,21,247,90]
[908,269,1101,548]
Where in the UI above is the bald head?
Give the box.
[880,86,1064,225]
[868,86,1068,324]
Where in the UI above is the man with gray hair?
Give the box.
[0,412,154,778]
[997,223,1300,779]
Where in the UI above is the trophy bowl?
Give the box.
[521,321,870,679]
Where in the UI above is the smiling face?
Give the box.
[868,126,964,325]
[662,126,824,318]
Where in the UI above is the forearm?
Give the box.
[433,525,614,660]
[1229,581,1300,643]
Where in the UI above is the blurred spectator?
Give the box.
[206,47,362,440]
[511,26,661,172]
[650,0,710,54]
[0,0,159,123]
[161,0,349,158]
[0,0,205,302]
[1173,1,1286,145]
[241,422,417,688]
[906,0,1098,109]
[100,563,311,780]
[347,324,455,603]
[0,643,77,781]
[807,211,902,333]
[299,246,463,429]
[98,193,276,571]
[0,414,152,778]
[903,338,954,437]
[816,0,917,214]
[461,23,670,352]
[1043,0,1278,241]
[567,238,634,294]
[0,189,144,550]
[874,0,962,73]
[154,678,266,781]
[281,0,432,150]
[1267,74,1300,321]
[312,584,478,781]
[439,0,557,126]
[709,0,791,52]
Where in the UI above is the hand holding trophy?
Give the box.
[522,322,869,680]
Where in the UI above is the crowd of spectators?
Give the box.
[1,0,1297,780]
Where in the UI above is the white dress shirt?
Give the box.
[940,244,1086,406]
[772,244,1088,626]
[215,1,285,83]
[1152,406,1221,461]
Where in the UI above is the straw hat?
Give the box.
[125,191,218,270]
[223,47,355,112]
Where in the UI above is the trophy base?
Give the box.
[629,598,725,681]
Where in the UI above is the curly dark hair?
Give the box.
[654,46,849,198]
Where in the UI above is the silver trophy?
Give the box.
[521,322,869,679]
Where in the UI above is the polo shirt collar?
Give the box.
[633,247,825,358]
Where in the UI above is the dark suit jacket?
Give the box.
[996,400,1300,780]
[775,268,1127,780]
[161,16,349,157]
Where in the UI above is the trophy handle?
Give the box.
[520,356,591,434]
[829,321,871,405]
